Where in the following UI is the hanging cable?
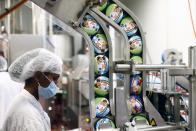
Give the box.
[0,0,28,20]
[187,0,196,39]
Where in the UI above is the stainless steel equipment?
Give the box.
[28,0,195,130]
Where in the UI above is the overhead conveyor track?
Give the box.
[29,0,150,130]
[77,10,116,129]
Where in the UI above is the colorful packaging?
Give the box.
[130,75,143,95]
[130,56,143,64]
[130,115,149,126]
[129,96,143,114]
[81,15,100,35]
[98,0,108,11]
[92,34,109,54]
[106,4,124,23]
[95,76,110,96]
[95,55,109,75]
[95,118,115,129]
[120,17,138,36]
[129,36,142,55]
[95,98,110,117]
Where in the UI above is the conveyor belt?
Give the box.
[31,0,148,129]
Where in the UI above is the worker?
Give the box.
[2,48,63,131]
[0,55,23,131]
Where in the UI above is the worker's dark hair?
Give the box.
[0,50,4,57]
[25,77,36,85]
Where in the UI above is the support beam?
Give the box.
[188,46,196,131]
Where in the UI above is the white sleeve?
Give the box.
[20,118,45,131]
[3,116,46,131]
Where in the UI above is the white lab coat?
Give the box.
[0,72,23,130]
[2,89,51,131]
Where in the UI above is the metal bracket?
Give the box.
[72,0,105,27]
[115,87,129,129]
[113,60,133,74]
[169,68,193,76]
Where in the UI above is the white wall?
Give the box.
[49,35,73,61]
[9,34,73,64]
[9,35,44,64]
[120,0,196,64]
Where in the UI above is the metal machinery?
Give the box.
[29,0,196,130]
[0,26,9,63]
[114,46,196,131]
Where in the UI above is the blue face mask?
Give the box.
[38,74,58,99]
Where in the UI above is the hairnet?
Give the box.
[0,56,7,71]
[8,48,63,82]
